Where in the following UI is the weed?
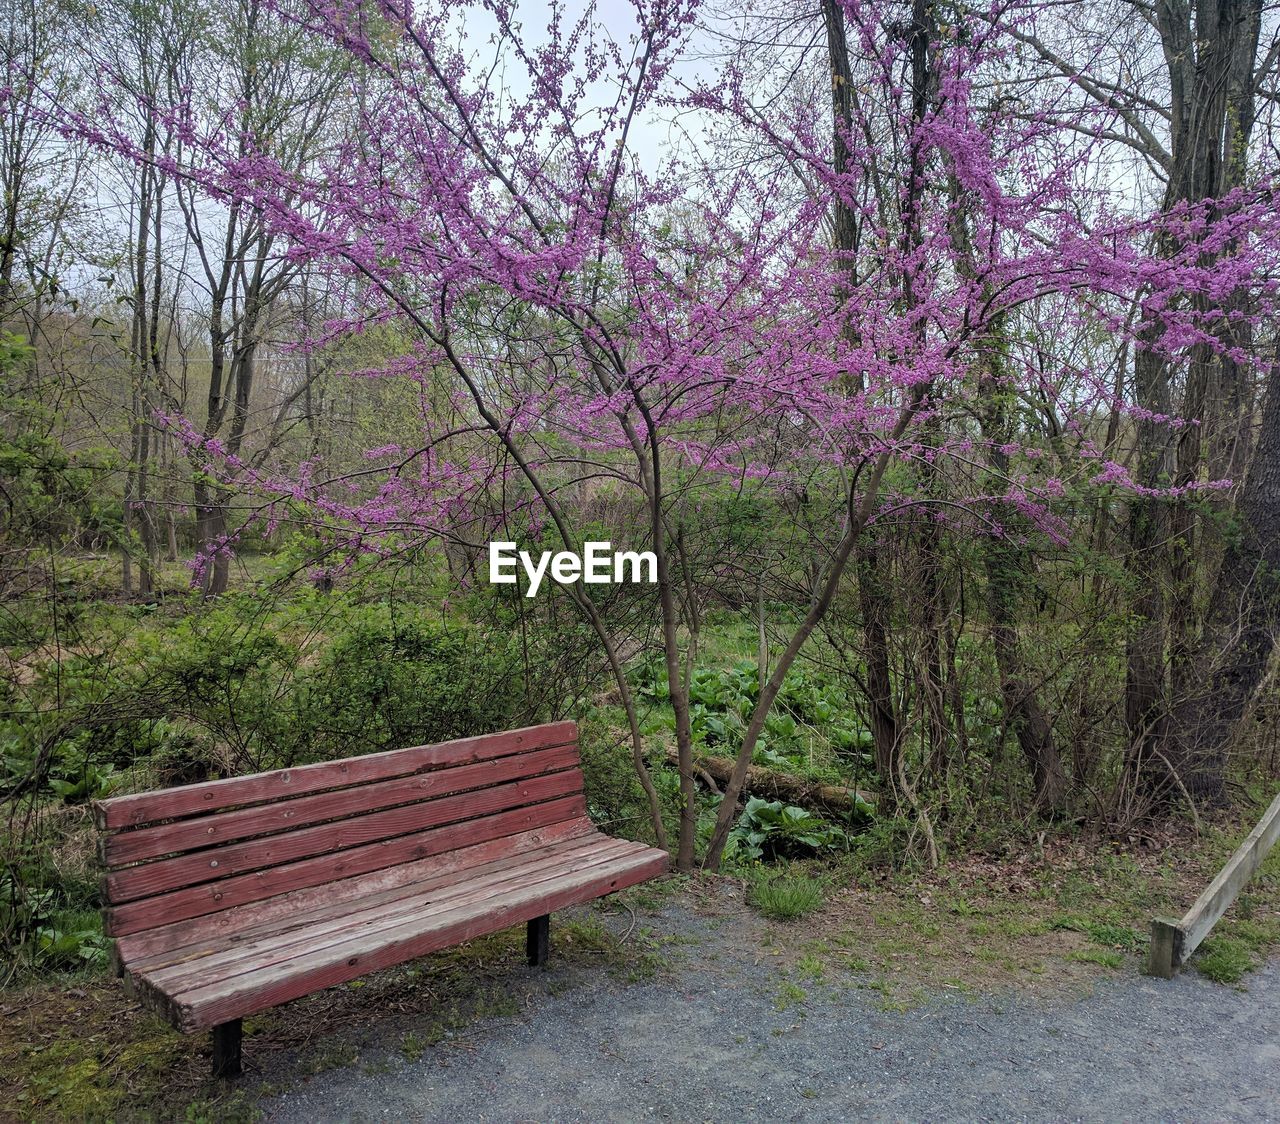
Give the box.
[795,953,825,980]
[1049,915,1141,950]
[774,981,807,1010]
[183,1091,261,1123]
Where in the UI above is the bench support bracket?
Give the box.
[212,1019,243,1078]
[527,914,550,967]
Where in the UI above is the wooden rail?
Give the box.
[1148,791,1280,978]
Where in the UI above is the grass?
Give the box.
[1192,913,1280,984]
[297,1042,359,1076]
[399,1031,428,1062]
[1048,915,1143,951]
[746,869,826,922]
[795,952,825,980]
[774,980,808,1010]
[557,915,670,982]
[740,792,1280,1006]
[1066,948,1125,969]
[1193,936,1256,983]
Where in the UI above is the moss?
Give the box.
[615,874,690,912]
[297,1042,359,1076]
[7,1007,190,1121]
[557,916,668,981]
[183,1090,261,1123]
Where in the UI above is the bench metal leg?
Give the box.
[527,914,550,967]
[212,1019,243,1078]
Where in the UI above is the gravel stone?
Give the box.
[258,905,1280,1123]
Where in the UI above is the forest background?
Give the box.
[2,0,1280,1055]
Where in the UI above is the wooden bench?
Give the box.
[93,720,668,1077]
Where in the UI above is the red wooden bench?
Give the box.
[93,720,668,1077]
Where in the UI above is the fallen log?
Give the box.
[664,749,875,817]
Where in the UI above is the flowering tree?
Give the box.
[42,0,1280,866]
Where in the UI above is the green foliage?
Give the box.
[1192,912,1280,985]
[0,585,535,970]
[0,648,179,802]
[1,867,106,976]
[629,656,874,782]
[48,762,119,803]
[141,601,294,766]
[0,331,120,551]
[576,711,676,846]
[728,797,854,862]
[1065,948,1124,969]
[1048,915,1142,951]
[34,915,109,970]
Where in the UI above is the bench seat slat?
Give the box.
[104,772,585,930]
[115,814,595,963]
[104,743,581,869]
[127,825,603,972]
[141,836,643,993]
[95,722,578,829]
[158,844,669,1031]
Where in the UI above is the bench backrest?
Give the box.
[95,721,588,942]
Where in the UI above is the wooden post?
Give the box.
[1149,791,1280,978]
[1148,917,1185,979]
[526,914,550,967]
[212,1019,242,1078]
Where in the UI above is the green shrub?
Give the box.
[141,601,294,769]
[48,762,119,803]
[0,860,106,977]
[34,910,109,971]
[577,714,674,846]
[289,609,523,762]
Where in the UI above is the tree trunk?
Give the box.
[857,541,900,785]
[986,552,1067,814]
[821,0,906,795]
[1126,0,1264,801]
[980,369,1068,815]
[666,749,874,817]
[1165,368,1280,803]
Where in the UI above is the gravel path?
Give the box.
[258,899,1280,1124]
